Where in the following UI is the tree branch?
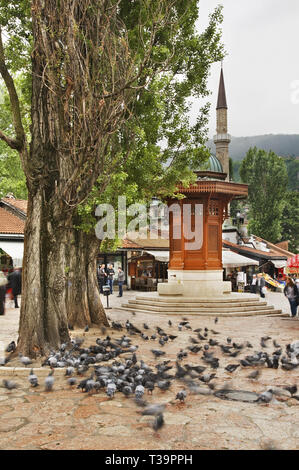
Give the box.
[0,27,26,151]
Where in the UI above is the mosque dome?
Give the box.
[207,154,223,173]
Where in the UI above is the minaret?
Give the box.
[213,67,231,180]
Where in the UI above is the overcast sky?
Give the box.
[191,0,299,138]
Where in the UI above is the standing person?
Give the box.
[284,277,299,318]
[257,273,266,298]
[97,264,107,294]
[7,267,22,308]
[107,264,115,294]
[250,274,257,294]
[0,271,8,315]
[117,267,125,298]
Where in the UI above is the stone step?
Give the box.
[118,305,282,317]
[135,295,262,304]
[123,300,274,311]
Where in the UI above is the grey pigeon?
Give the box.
[28,369,39,387]
[3,379,19,390]
[19,353,33,367]
[135,384,145,400]
[45,370,54,391]
[106,382,117,399]
[176,390,187,402]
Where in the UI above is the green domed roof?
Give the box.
[198,154,223,173]
[208,154,223,173]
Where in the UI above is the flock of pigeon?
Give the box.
[1,316,299,431]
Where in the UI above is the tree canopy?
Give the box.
[240,147,288,243]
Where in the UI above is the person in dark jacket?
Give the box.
[97,264,107,294]
[284,277,299,318]
[107,264,115,294]
[7,267,22,308]
[257,273,266,298]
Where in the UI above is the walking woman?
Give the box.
[284,277,299,318]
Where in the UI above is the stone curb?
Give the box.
[0,367,66,377]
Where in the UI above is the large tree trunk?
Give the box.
[17,189,71,357]
[67,229,109,328]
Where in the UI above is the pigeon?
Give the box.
[199,373,216,383]
[168,320,172,327]
[3,379,19,391]
[257,389,273,404]
[175,390,187,402]
[84,325,89,332]
[6,341,16,353]
[19,353,33,367]
[157,380,171,391]
[0,356,10,366]
[284,385,297,396]
[135,384,145,400]
[65,367,75,377]
[145,381,155,394]
[67,377,77,387]
[28,369,39,387]
[45,370,54,391]
[225,364,240,373]
[188,345,202,354]
[152,413,164,432]
[247,370,260,379]
[106,382,117,399]
[273,340,281,348]
[151,349,166,359]
[122,385,133,397]
[214,317,218,324]
[143,323,149,330]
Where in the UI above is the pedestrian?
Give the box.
[7,267,22,308]
[0,271,8,316]
[117,267,125,298]
[257,273,266,298]
[97,264,107,294]
[107,264,115,294]
[284,277,299,318]
[250,274,257,294]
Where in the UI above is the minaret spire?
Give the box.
[217,66,228,110]
[213,65,231,180]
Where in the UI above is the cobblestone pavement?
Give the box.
[0,290,298,450]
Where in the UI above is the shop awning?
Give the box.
[222,250,259,268]
[0,240,24,266]
[145,251,170,262]
[271,260,287,269]
[145,249,259,267]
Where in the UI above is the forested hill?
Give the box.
[206,134,299,161]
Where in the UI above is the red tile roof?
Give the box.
[1,198,27,214]
[0,207,25,234]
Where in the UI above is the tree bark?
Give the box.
[17,189,71,357]
[67,229,109,328]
